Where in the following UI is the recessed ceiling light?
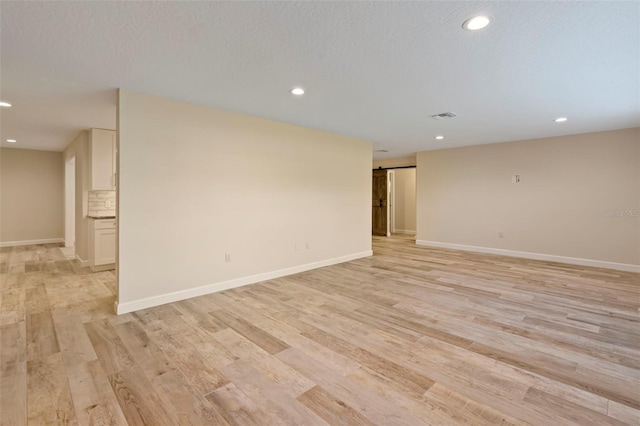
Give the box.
[6,139,17,143]
[462,15,491,31]
[435,135,445,140]
[291,88,305,95]
[554,117,568,122]
[0,101,12,107]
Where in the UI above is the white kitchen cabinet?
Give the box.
[89,219,116,271]
[89,129,116,190]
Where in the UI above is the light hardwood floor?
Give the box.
[1,235,639,425]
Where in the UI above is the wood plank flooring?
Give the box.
[1,235,639,425]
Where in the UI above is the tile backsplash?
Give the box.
[88,190,116,217]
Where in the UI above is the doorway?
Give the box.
[390,168,416,235]
[372,166,416,237]
[64,156,76,248]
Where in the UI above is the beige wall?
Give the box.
[416,128,640,269]
[373,155,416,169]
[393,168,416,233]
[117,90,372,312]
[0,148,64,244]
[64,131,90,261]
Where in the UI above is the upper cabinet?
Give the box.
[89,129,117,191]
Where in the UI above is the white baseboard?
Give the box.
[91,263,115,272]
[415,240,640,273]
[394,229,416,235]
[75,255,90,268]
[0,238,64,248]
[115,250,374,314]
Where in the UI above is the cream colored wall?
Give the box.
[0,148,64,244]
[393,168,416,233]
[117,89,372,311]
[416,128,640,268]
[373,155,416,169]
[64,131,90,262]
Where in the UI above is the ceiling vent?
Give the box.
[374,149,389,153]
[431,111,457,120]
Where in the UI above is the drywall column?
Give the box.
[117,89,372,313]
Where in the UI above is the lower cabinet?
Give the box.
[89,219,116,271]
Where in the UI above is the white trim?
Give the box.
[75,255,90,268]
[116,250,373,314]
[415,240,640,273]
[0,238,64,248]
[64,155,76,250]
[388,170,395,233]
[91,263,115,272]
[394,229,416,235]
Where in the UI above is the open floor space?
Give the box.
[1,235,638,425]
[1,3,638,425]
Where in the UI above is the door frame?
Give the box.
[373,165,417,236]
[64,155,76,248]
[387,170,394,236]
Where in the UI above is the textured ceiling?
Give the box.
[1,1,638,157]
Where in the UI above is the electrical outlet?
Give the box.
[225,253,231,262]
[512,175,520,184]
[498,232,504,238]
[105,200,111,208]
[305,241,310,250]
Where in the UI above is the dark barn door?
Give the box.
[372,170,388,236]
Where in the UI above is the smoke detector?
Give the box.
[431,111,457,120]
